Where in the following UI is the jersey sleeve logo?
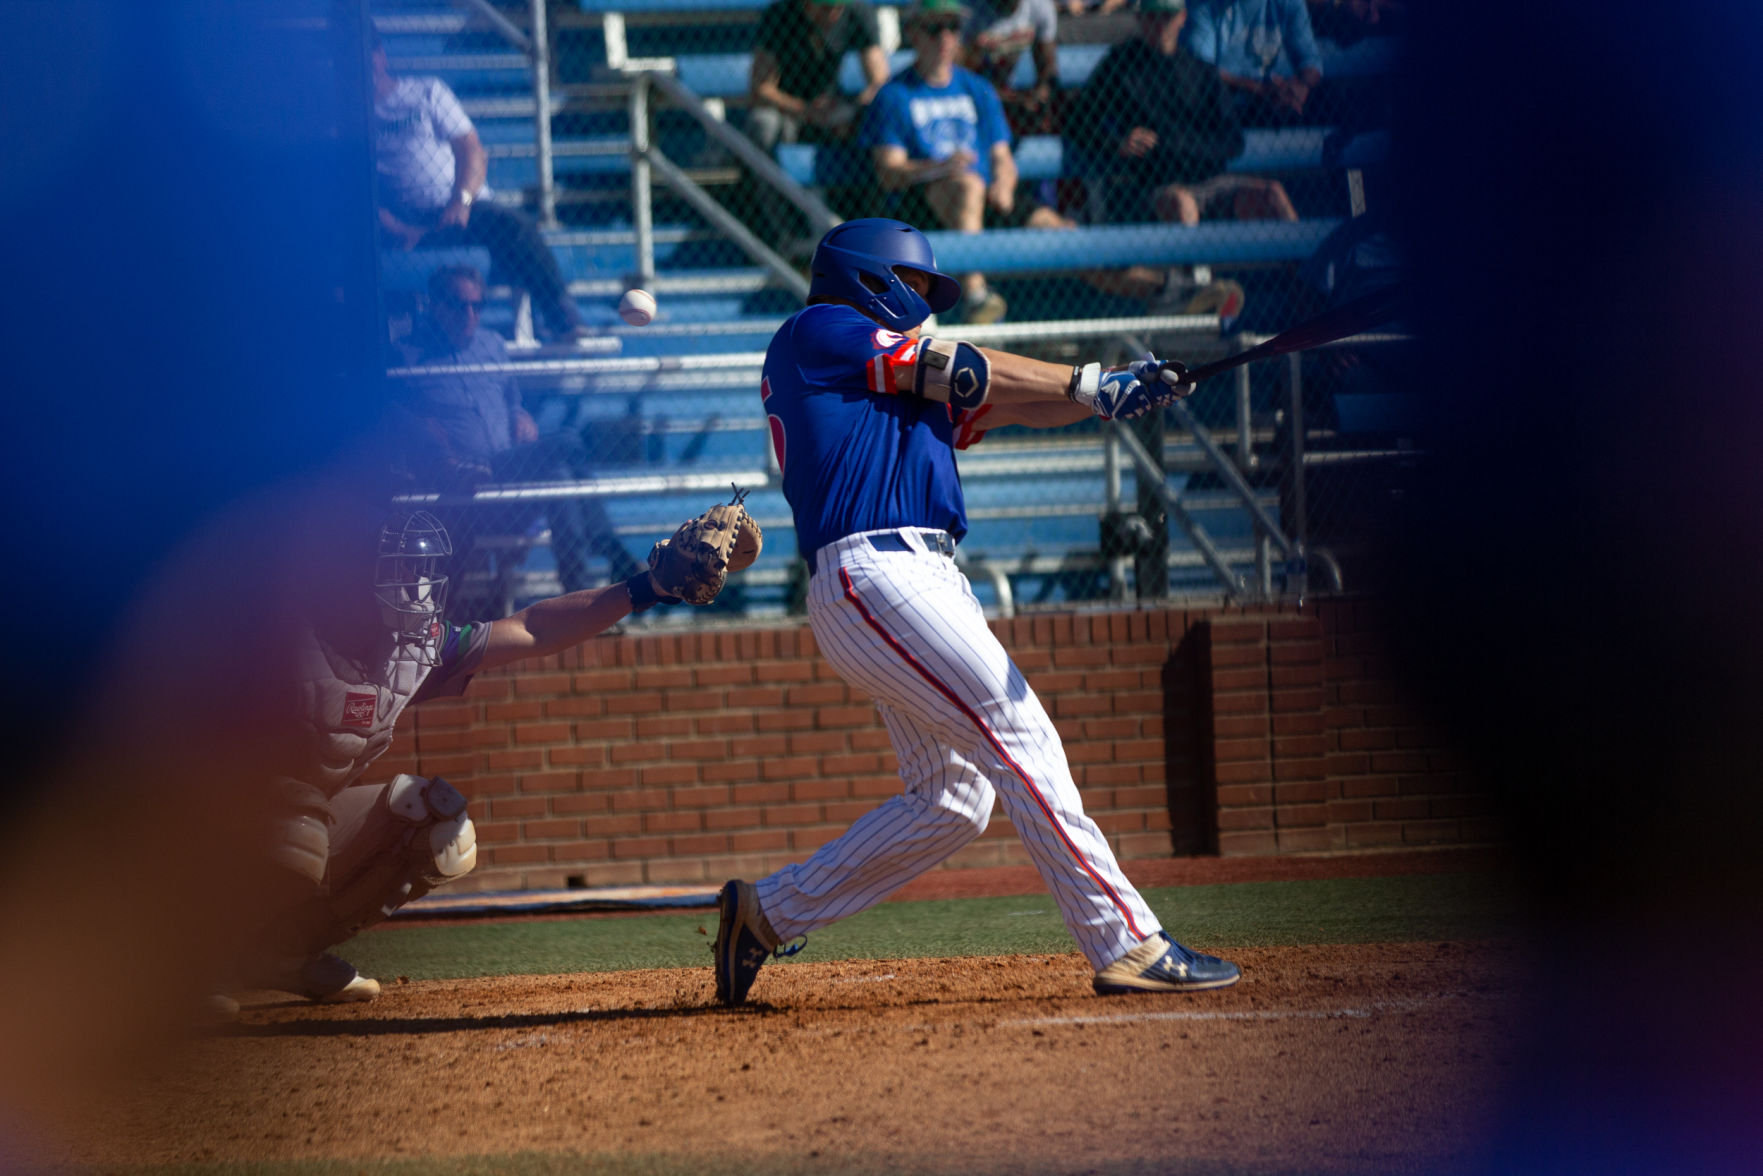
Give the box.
[871,328,907,349]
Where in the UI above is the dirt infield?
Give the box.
[46,944,1521,1174]
[27,852,1522,1174]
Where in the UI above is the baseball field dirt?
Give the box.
[26,851,1525,1175]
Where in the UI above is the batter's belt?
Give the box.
[808,528,957,575]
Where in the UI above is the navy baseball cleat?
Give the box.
[712,880,801,1006]
[1092,932,1241,994]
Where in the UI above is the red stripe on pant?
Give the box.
[838,568,1147,943]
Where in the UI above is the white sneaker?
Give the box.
[248,951,380,1003]
[300,953,381,1003]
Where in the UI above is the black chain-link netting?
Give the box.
[372,0,1411,622]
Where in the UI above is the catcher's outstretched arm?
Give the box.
[478,489,765,667]
[481,583,637,670]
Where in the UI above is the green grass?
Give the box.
[344,872,1518,983]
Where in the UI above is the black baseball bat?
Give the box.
[1178,282,1407,385]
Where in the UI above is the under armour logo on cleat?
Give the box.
[743,946,767,968]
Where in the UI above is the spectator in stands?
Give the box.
[1181,0,1324,125]
[395,265,641,599]
[861,0,1077,324]
[962,0,1062,136]
[1066,0,1296,313]
[370,31,590,344]
[748,0,889,153]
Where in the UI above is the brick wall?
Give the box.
[366,600,1497,892]
[1205,603,1497,856]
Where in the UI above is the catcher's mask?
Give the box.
[374,510,452,665]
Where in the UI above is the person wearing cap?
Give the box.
[748,0,890,154]
[1065,0,1296,312]
[859,0,1077,325]
[1182,0,1325,124]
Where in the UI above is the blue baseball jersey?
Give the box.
[762,303,994,559]
[859,66,1012,185]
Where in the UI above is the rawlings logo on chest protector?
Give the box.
[342,691,378,730]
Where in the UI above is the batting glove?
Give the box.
[1070,356,1194,421]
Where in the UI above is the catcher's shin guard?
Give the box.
[319,774,478,946]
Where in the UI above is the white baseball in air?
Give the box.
[618,288,657,327]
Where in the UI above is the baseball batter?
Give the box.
[227,500,754,1012]
[714,218,1240,1003]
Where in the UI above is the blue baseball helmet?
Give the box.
[807,218,962,332]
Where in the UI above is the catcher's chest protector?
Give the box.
[294,626,429,797]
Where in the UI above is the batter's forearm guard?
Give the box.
[912,337,991,410]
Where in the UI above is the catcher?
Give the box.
[223,492,759,1012]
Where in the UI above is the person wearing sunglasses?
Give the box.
[393,265,643,603]
[858,0,1078,325]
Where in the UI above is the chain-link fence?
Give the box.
[372,0,1412,623]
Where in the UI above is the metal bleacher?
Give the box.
[377,0,1407,618]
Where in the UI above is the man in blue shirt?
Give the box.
[860,0,1075,324]
[1182,0,1324,124]
[712,218,1241,1006]
[395,265,641,602]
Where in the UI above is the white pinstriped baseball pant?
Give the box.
[753,528,1162,970]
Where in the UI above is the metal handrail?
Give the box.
[1165,397,1296,561]
[456,0,530,51]
[392,469,773,506]
[387,352,768,379]
[641,146,810,299]
[643,71,842,237]
[381,316,1227,380]
[408,0,556,227]
[528,0,558,226]
[1109,423,1245,599]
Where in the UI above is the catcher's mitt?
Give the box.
[647,486,764,606]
